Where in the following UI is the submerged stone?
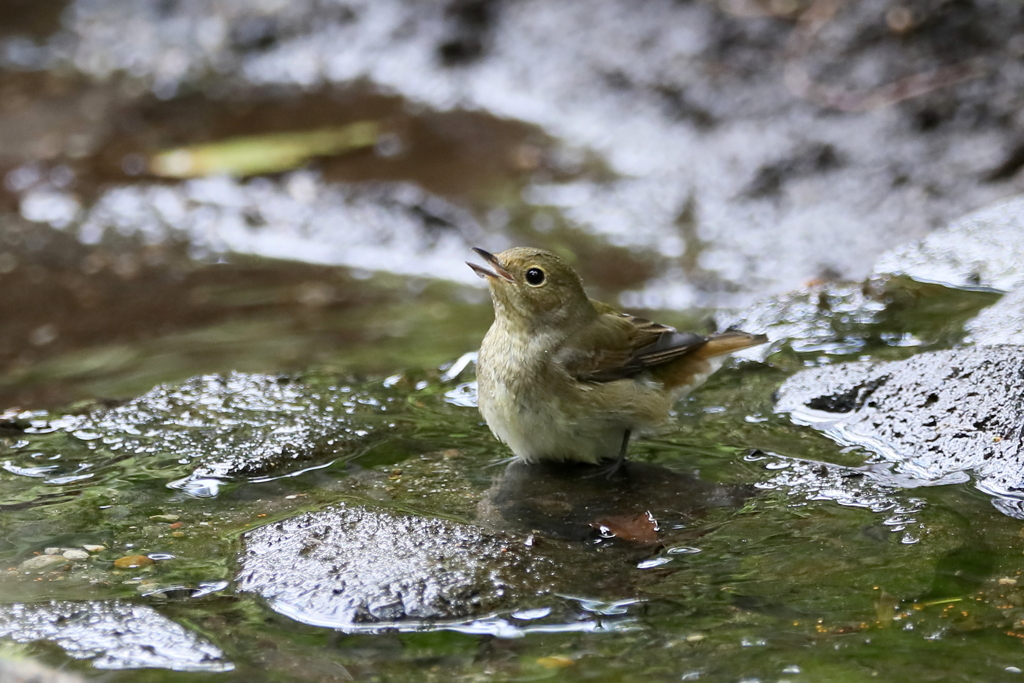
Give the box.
[113,554,153,569]
[237,502,565,629]
[716,281,888,361]
[19,555,69,571]
[0,600,232,671]
[755,454,926,543]
[875,196,1024,292]
[775,345,1024,506]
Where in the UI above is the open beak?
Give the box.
[467,248,515,283]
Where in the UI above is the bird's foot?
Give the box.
[590,429,631,479]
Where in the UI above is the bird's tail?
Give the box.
[695,330,769,358]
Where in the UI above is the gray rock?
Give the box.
[237,503,562,629]
[0,658,85,683]
[875,196,1024,292]
[3,372,397,498]
[19,555,69,571]
[965,287,1024,346]
[0,601,232,671]
[775,345,1024,502]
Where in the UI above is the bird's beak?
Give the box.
[467,248,515,283]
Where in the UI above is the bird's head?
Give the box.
[468,247,594,331]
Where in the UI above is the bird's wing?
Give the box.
[561,303,708,383]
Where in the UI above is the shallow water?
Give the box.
[3,1,1024,681]
[3,266,1023,682]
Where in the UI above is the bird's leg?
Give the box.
[617,429,631,462]
[583,430,631,478]
[600,429,631,478]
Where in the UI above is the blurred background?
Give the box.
[1,0,1022,408]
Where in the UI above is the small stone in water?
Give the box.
[20,555,68,571]
[114,554,154,569]
[62,549,90,560]
[536,656,574,669]
[149,514,180,522]
[44,547,62,555]
[83,544,106,552]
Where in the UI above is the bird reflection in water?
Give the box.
[477,458,754,545]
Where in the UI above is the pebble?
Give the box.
[149,514,180,522]
[62,549,90,560]
[44,547,62,555]
[82,544,106,552]
[114,554,154,569]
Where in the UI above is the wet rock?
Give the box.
[3,372,399,497]
[19,554,69,571]
[237,502,565,628]
[0,658,84,683]
[965,287,1024,345]
[875,196,1024,292]
[61,548,90,560]
[775,345,1024,503]
[0,600,232,671]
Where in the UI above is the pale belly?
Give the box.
[479,378,631,464]
[477,339,674,463]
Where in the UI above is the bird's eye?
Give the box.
[525,267,545,286]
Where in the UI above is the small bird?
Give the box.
[468,247,768,465]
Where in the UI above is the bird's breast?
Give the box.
[476,326,572,445]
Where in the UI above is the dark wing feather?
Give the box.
[570,308,708,383]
